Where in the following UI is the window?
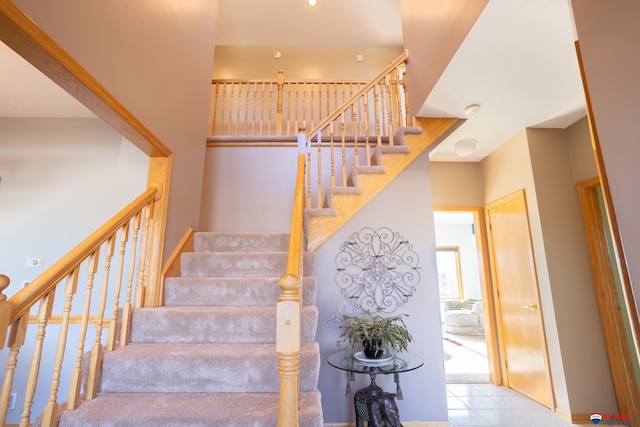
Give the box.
[436,246,463,299]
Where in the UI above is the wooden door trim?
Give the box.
[484,190,555,409]
[434,206,500,384]
[577,178,640,421]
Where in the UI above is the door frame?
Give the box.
[485,190,555,408]
[577,177,640,421]
[434,206,501,384]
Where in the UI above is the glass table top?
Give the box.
[327,349,424,376]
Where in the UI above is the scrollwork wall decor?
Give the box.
[335,227,420,313]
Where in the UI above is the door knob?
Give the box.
[521,303,538,310]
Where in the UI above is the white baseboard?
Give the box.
[324,422,451,427]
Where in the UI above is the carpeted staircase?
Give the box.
[53,232,323,427]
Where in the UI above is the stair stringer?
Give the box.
[304,117,464,252]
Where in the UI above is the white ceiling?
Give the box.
[0,0,586,162]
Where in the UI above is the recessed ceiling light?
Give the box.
[308,0,317,6]
[464,104,480,116]
[273,51,282,59]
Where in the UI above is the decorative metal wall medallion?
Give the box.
[335,227,420,313]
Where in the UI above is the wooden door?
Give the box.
[486,191,554,408]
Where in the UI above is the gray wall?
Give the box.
[0,118,148,294]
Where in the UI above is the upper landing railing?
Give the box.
[210,52,410,142]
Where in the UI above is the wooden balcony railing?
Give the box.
[0,188,161,427]
[210,53,408,141]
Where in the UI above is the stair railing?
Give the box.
[0,188,161,427]
[303,50,409,209]
[276,133,307,427]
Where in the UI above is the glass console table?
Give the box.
[327,350,424,427]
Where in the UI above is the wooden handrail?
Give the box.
[277,152,306,427]
[305,50,408,140]
[5,187,157,326]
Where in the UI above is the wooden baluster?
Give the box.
[68,250,100,408]
[0,315,28,426]
[259,82,266,136]
[108,224,129,351]
[251,83,258,136]
[267,82,274,136]
[333,83,338,124]
[276,71,284,135]
[310,82,315,131]
[243,82,250,135]
[341,112,347,187]
[317,133,322,208]
[134,202,154,309]
[302,84,307,136]
[219,83,227,135]
[363,89,372,166]
[329,121,336,188]
[391,67,400,131]
[294,83,300,136]
[86,236,116,400]
[235,82,243,136]
[20,290,55,427]
[318,83,323,135]
[226,83,234,135]
[402,69,410,127]
[325,82,330,117]
[384,75,394,145]
[351,104,359,167]
[40,269,79,427]
[286,83,292,136]
[373,83,382,148]
[120,212,142,347]
[211,83,219,135]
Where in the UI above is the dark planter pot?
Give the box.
[363,339,385,359]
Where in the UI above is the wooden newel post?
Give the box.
[0,275,12,349]
[276,70,285,135]
[277,273,301,427]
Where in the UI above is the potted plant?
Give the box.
[340,313,414,359]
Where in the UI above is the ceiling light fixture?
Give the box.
[308,0,317,6]
[464,104,480,116]
[454,139,478,157]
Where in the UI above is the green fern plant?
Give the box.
[340,313,413,357]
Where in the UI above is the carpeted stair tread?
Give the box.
[55,391,323,427]
[180,251,316,277]
[49,231,324,426]
[164,276,317,306]
[130,305,319,343]
[194,232,290,253]
[99,342,320,393]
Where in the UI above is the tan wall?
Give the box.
[479,129,573,412]
[527,127,616,414]
[13,0,220,257]
[430,161,484,207]
[214,46,403,80]
[571,1,640,320]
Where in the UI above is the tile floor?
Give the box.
[447,383,586,426]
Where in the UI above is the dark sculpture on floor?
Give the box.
[354,383,404,427]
